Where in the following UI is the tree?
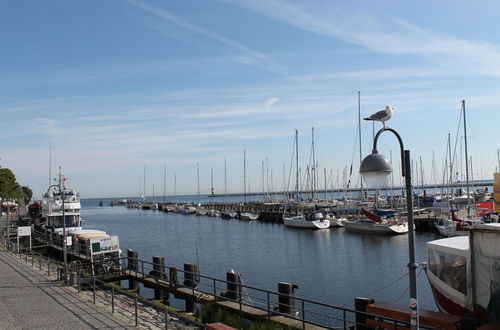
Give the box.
[21,186,33,205]
[0,168,22,203]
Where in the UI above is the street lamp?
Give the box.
[359,127,419,329]
[46,168,68,284]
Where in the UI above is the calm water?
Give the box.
[81,197,441,313]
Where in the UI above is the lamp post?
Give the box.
[46,168,68,284]
[359,127,419,329]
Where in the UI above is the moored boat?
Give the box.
[283,212,330,229]
[240,212,259,221]
[425,223,500,322]
[344,208,408,235]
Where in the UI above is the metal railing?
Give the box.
[2,237,444,330]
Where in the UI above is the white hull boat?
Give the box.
[283,213,330,229]
[240,212,259,221]
[425,223,500,322]
[344,220,408,234]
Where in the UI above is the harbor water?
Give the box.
[81,197,441,313]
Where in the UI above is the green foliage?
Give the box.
[0,168,22,202]
[21,186,33,205]
[200,303,287,330]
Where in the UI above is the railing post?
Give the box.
[47,257,51,276]
[164,306,169,330]
[111,285,115,313]
[31,250,34,266]
[213,279,217,302]
[78,271,81,293]
[266,291,271,320]
[93,276,96,304]
[39,253,42,270]
[135,295,138,326]
[302,300,305,330]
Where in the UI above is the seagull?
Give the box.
[363,105,394,128]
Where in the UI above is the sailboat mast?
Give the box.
[144,166,146,201]
[224,157,228,202]
[447,133,453,193]
[49,145,52,186]
[358,91,363,201]
[243,150,247,203]
[462,100,471,215]
[295,129,299,199]
[311,127,316,200]
[163,164,166,201]
[197,162,200,204]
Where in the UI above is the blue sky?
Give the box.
[1,0,499,198]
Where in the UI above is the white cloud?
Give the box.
[222,0,500,76]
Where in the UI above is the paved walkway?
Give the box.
[0,250,134,329]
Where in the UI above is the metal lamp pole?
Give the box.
[370,127,419,329]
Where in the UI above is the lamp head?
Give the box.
[360,150,392,188]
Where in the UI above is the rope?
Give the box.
[392,267,425,304]
[370,271,408,298]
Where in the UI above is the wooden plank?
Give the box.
[366,302,460,329]
[269,315,328,330]
[366,318,410,330]
[215,300,268,317]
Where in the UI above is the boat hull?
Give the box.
[344,221,408,234]
[283,216,330,229]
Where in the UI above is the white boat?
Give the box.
[325,214,345,227]
[41,178,82,230]
[181,205,197,214]
[150,202,158,210]
[240,212,259,221]
[283,212,330,229]
[196,207,207,216]
[425,223,500,323]
[436,212,485,237]
[343,208,408,235]
[344,219,408,234]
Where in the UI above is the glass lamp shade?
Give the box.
[362,171,390,188]
[359,152,393,189]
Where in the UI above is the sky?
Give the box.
[1,0,499,199]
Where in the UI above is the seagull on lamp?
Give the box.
[364,105,394,128]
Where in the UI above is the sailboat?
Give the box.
[283,129,330,229]
[436,101,484,237]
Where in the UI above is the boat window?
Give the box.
[428,248,467,295]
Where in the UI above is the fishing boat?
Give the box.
[283,212,330,229]
[344,208,408,234]
[425,223,500,323]
[240,212,259,221]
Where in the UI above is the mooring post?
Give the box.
[354,297,374,330]
[164,306,169,329]
[169,267,178,288]
[127,249,139,293]
[152,256,168,301]
[111,285,115,313]
[183,263,199,313]
[225,270,242,302]
[278,282,298,314]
